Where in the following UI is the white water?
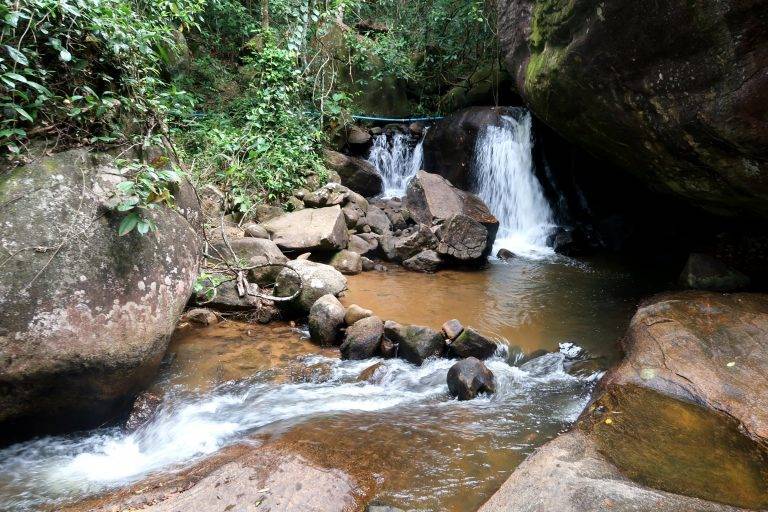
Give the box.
[0,346,597,511]
[473,111,557,259]
[367,131,425,197]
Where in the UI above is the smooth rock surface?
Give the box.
[308,294,346,345]
[329,249,363,275]
[263,206,349,253]
[340,316,384,360]
[402,249,443,273]
[274,260,348,312]
[323,149,383,197]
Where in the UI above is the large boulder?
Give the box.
[437,214,493,262]
[380,224,438,262]
[422,107,518,189]
[262,205,349,253]
[384,321,445,365]
[323,149,383,197]
[308,294,346,345]
[340,316,384,360]
[0,148,200,438]
[497,0,768,218]
[402,249,443,273]
[679,253,750,292]
[447,357,496,400]
[274,260,348,312]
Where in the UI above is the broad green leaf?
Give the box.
[118,213,140,236]
[4,46,28,66]
[13,106,33,122]
[59,50,72,62]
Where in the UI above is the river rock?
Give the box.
[442,319,464,340]
[303,183,350,208]
[381,224,438,262]
[679,253,750,292]
[348,234,376,256]
[364,205,393,235]
[496,248,515,260]
[323,149,383,197]
[497,1,768,218]
[125,392,162,431]
[602,291,768,443]
[242,222,270,239]
[183,308,219,326]
[0,148,200,439]
[340,316,384,360]
[437,214,493,261]
[402,249,443,273]
[447,357,496,400]
[195,279,261,311]
[345,304,373,325]
[357,362,384,382]
[478,430,752,512]
[384,321,445,365]
[213,237,287,285]
[308,294,346,345]
[449,327,497,360]
[274,259,348,312]
[346,125,371,146]
[329,249,363,275]
[263,205,349,253]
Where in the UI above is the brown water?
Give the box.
[0,257,676,511]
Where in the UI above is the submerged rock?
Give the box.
[449,327,497,360]
[308,294,346,345]
[340,316,384,360]
[447,357,496,400]
[384,321,445,365]
[679,253,750,292]
[274,260,348,312]
[125,392,162,431]
[0,148,200,438]
[262,205,349,253]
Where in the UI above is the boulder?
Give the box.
[274,260,348,312]
[263,205,349,253]
[497,0,768,218]
[402,249,443,273]
[384,321,445,365]
[302,183,350,208]
[345,304,373,325]
[183,308,219,326]
[0,148,200,438]
[679,253,750,292]
[437,214,493,261]
[447,357,496,400]
[242,222,270,239]
[496,248,515,260]
[442,319,464,341]
[364,205,392,235]
[212,237,287,285]
[348,234,376,256]
[340,316,384,360]
[323,149,383,197]
[381,224,438,262]
[602,291,768,443]
[328,249,363,275]
[449,327,497,360]
[195,279,260,311]
[422,107,516,189]
[346,125,371,146]
[357,362,384,382]
[308,294,346,345]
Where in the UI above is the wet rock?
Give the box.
[195,279,261,311]
[380,336,397,358]
[263,205,349,253]
[274,260,348,312]
[368,505,406,512]
[442,319,464,341]
[0,148,201,438]
[345,304,373,325]
[551,227,591,257]
[384,321,445,365]
[329,249,363,275]
[437,214,493,261]
[679,253,750,292]
[361,256,376,271]
[603,291,768,443]
[496,248,515,260]
[381,224,438,262]
[348,234,376,256]
[346,125,371,146]
[323,149,383,197]
[242,222,270,239]
[125,392,162,431]
[449,327,497,360]
[402,249,443,273]
[447,357,496,400]
[357,362,384,382]
[340,316,384,360]
[517,349,549,366]
[213,238,287,286]
[303,183,350,208]
[308,294,346,345]
[184,308,219,326]
[408,122,424,136]
[364,205,393,235]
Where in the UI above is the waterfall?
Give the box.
[367,131,425,197]
[472,110,556,259]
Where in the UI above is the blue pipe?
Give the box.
[351,115,444,123]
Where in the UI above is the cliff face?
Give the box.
[497,0,768,218]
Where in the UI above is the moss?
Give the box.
[529,0,577,50]
[524,44,568,94]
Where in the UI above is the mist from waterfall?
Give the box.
[367,131,425,197]
[473,111,556,259]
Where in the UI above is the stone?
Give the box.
[303,183,350,208]
[242,222,270,239]
[195,279,261,311]
[199,183,224,221]
[380,336,397,358]
[402,249,442,273]
[213,237,287,286]
[602,291,768,443]
[0,148,200,439]
[449,327,497,359]
[364,205,392,235]
[274,260,348,312]
[184,308,219,326]
[346,125,372,145]
[285,196,305,212]
[348,234,375,256]
[384,321,445,365]
[381,224,438,262]
[328,249,363,275]
[263,205,349,253]
[342,202,363,228]
[437,214,492,261]
[496,248,515,260]
[252,204,284,223]
[125,392,162,431]
[340,316,384,360]
[442,319,464,340]
[323,149,383,197]
[308,294,346,345]
[361,256,375,271]
[498,0,768,218]
[408,122,424,136]
[345,304,373,325]
[357,362,384,382]
[447,357,496,400]
[679,253,750,292]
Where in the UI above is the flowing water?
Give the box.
[472,111,556,259]
[0,256,675,511]
[367,130,425,197]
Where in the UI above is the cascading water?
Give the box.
[473,110,557,259]
[367,131,425,197]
